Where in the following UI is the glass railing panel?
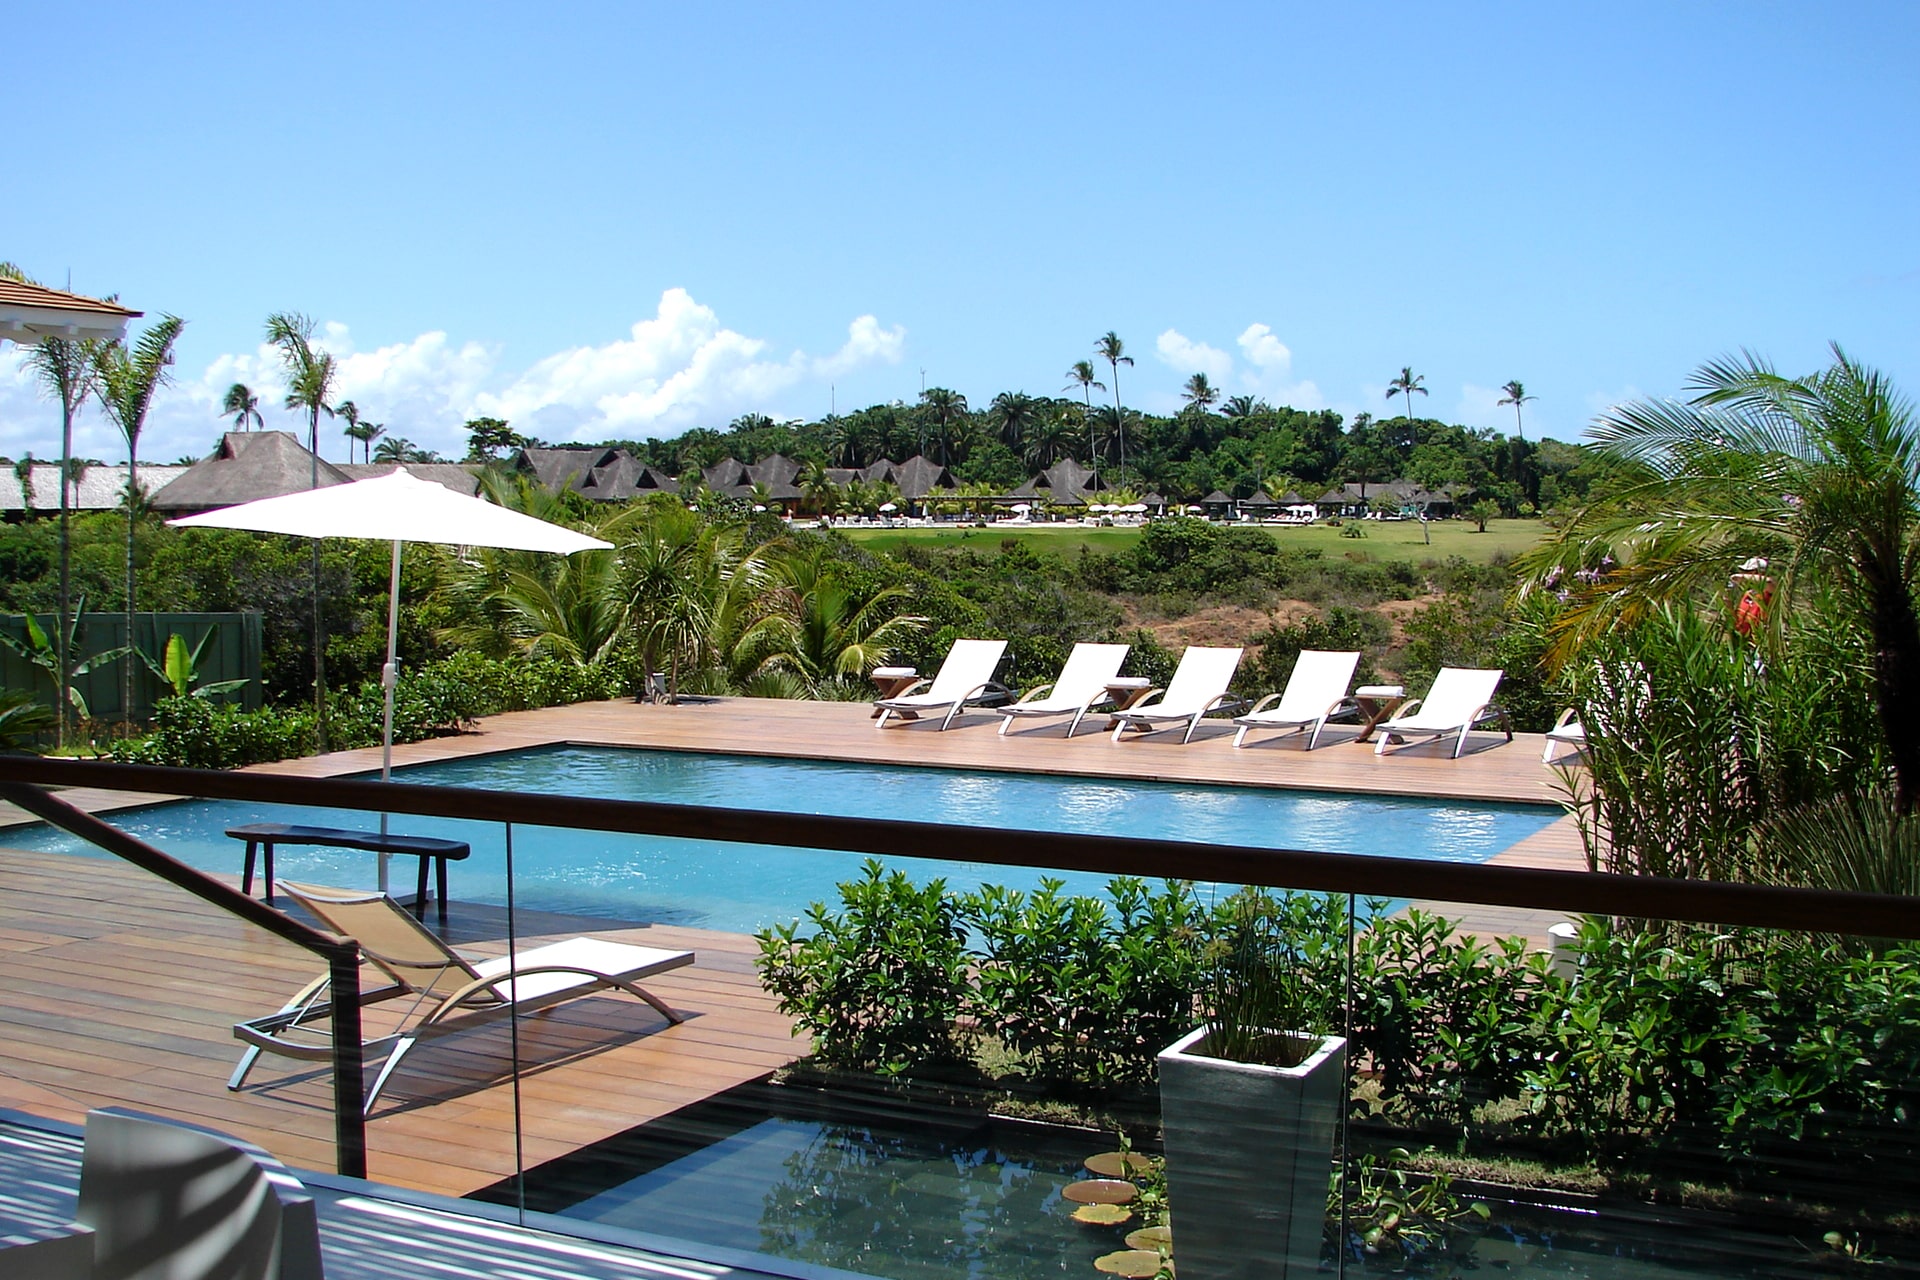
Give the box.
[1335,901,1920,1279]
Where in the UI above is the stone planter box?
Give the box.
[1157,1026,1347,1280]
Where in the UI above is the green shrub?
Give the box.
[755,860,973,1074]
[111,654,633,768]
[964,877,1208,1089]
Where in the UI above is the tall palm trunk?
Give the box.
[308,407,328,751]
[57,401,74,750]
[123,444,137,729]
[1870,576,1920,815]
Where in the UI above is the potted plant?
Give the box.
[1157,887,1347,1280]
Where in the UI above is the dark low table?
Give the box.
[226,823,471,924]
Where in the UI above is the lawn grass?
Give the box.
[840,518,1549,565]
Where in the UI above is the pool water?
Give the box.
[489,1082,1855,1280]
[1,745,1558,934]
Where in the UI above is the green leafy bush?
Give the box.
[110,653,633,768]
[965,877,1208,1088]
[756,860,973,1075]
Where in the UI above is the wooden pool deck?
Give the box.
[0,696,1588,1199]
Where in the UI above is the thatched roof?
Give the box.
[746,453,802,487]
[515,446,617,494]
[890,455,953,500]
[149,432,355,514]
[0,464,190,513]
[339,463,482,496]
[702,458,747,489]
[1200,490,1236,506]
[1243,490,1279,507]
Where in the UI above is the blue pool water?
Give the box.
[1,745,1557,934]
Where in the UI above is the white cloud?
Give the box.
[0,290,905,464]
[1236,323,1292,373]
[1154,329,1233,381]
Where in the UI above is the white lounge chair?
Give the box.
[874,638,1010,730]
[1109,646,1244,743]
[998,642,1130,738]
[1231,649,1361,749]
[1373,667,1512,758]
[232,882,693,1113]
[1542,707,1587,764]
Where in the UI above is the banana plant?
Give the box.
[137,631,251,701]
[0,601,131,720]
[0,691,56,754]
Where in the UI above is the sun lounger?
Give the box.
[1231,649,1361,749]
[231,882,693,1113]
[1542,707,1586,764]
[1109,646,1244,743]
[1373,667,1512,758]
[997,642,1130,738]
[874,638,1010,730]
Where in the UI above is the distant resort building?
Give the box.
[144,432,481,517]
[0,463,190,521]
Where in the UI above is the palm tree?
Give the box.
[360,422,387,463]
[221,382,264,432]
[1095,332,1133,481]
[266,311,338,746]
[1065,359,1105,463]
[1024,412,1076,470]
[1531,346,1920,813]
[21,311,107,750]
[335,399,363,459]
[1182,372,1220,414]
[1387,366,1427,422]
[734,546,926,694]
[372,434,413,463]
[93,314,187,727]
[1498,380,1536,440]
[919,387,970,467]
[1222,394,1265,419]
[434,471,627,664]
[988,391,1039,452]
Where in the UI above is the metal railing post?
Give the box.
[328,949,367,1179]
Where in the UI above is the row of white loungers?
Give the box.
[873,639,1514,758]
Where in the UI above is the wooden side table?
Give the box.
[1350,684,1406,744]
[871,666,919,718]
[1103,677,1154,728]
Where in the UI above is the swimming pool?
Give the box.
[0,745,1558,934]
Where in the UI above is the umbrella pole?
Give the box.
[378,540,403,892]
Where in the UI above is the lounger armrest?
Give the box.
[1384,696,1425,724]
[1476,702,1515,740]
[961,680,1012,706]
[1013,682,1058,705]
[1202,694,1246,717]
[1549,706,1580,733]
[878,678,931,702]
[1321,694,1363,721]
[1242,692,1283,717]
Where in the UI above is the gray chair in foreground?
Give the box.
[0,1225,96,1280]
[78,1107,324,1280]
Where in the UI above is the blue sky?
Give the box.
[5,2,1917,467]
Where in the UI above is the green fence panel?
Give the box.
[0,612,264,722]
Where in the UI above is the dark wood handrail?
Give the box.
[0,780,368,1179]
[2,756,1916,940]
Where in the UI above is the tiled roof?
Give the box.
[0,279,140,317]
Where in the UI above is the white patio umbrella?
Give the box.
[170,468,612,886]
[1122,503,1148,514]
[878,501,899,512]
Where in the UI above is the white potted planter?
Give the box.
[1157,887,1347,1280]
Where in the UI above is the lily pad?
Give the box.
[1073,1203,1133,1225]
[1125,1225,1172,1251]
[1063,1179,1138,1205]
[1094,1249,1166,1277]
[1085,1151,1156,1178]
